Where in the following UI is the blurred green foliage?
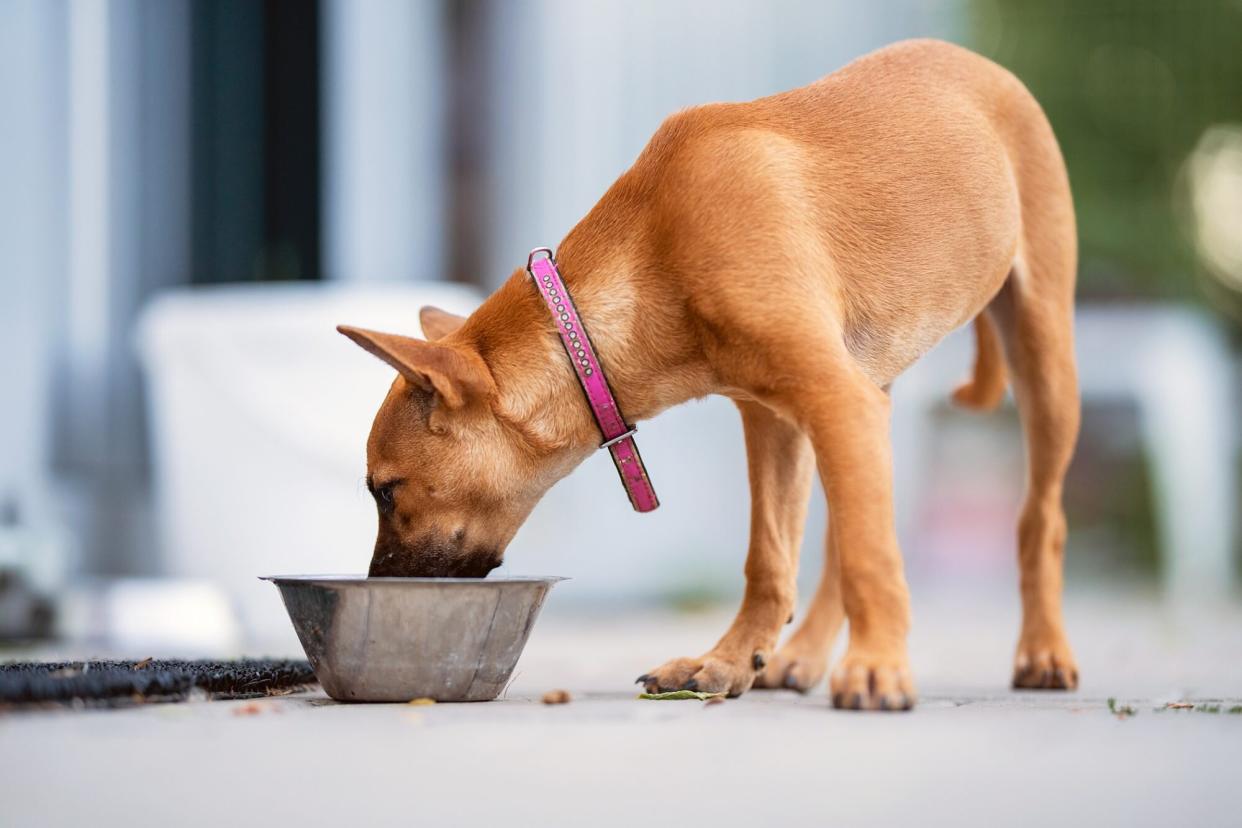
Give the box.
[968,0,1242,309]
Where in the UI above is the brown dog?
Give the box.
[338,39,1079,711]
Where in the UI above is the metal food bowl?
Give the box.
[263,575,564,702]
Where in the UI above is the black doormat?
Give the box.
[0,659,317,708]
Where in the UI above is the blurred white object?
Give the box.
[895,304,1238,602]
[104,580,239,654]
[58,578,240,654]
[1185,124,1242,293]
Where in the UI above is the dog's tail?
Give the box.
[951,313,1007,411]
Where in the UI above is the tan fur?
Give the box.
[340,40,1080,709]
[952,313,1008,411]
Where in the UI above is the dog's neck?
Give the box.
[462,232,711,458]
[465,259,642,456]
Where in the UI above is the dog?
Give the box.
[338,39,1079,711]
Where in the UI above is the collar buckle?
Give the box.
[599,425,637,450]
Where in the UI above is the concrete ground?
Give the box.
[3,589,1241,827]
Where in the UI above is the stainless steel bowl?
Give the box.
[263,575,564,702]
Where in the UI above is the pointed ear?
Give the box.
[336,325,493,409]
[419,306,467,340]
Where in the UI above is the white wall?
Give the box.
[0,1,66,527]
[322,0,446,282]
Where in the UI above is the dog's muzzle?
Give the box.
[368,534,501,578]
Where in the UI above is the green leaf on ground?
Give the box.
[1107,697,1136,717]
[638,690,726,701]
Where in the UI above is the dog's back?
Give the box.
[617,39,1073,387]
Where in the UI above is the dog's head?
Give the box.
[338,306,576,578]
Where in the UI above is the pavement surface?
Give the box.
[3,589,1241,827]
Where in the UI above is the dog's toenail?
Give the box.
[783,672,800,690]
[849,693,863,710]
[786,613,794,625]
[1052,668,1066,687]
[683,679,699,691]
[832,692,844,708]
[752,653,766,671]
[880,697,891,711]
[635,674,650,685]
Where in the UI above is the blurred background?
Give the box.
[1,0,1240,654]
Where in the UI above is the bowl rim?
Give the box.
[260,574,568,586]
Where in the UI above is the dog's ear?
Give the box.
[419,306,467,340]
[336,325,493,409]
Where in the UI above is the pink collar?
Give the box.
[526,247,659,512]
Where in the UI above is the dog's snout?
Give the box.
[368,532,501,578]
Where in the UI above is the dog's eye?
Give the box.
[369,480,402,515]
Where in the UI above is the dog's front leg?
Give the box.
[800,367,916,711]
[754,515,845,692]
[638,400,815,697]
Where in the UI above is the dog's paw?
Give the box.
[1012,636,1078,690]
[753,642,828,693]
[637,650,765,697]
[829,648,915,711]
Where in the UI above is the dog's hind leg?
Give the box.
[754,517,844,692]
[979,78,1081,690]
[985,99,1082,690]
[638,400,816,696]
[992,252,1080,689]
